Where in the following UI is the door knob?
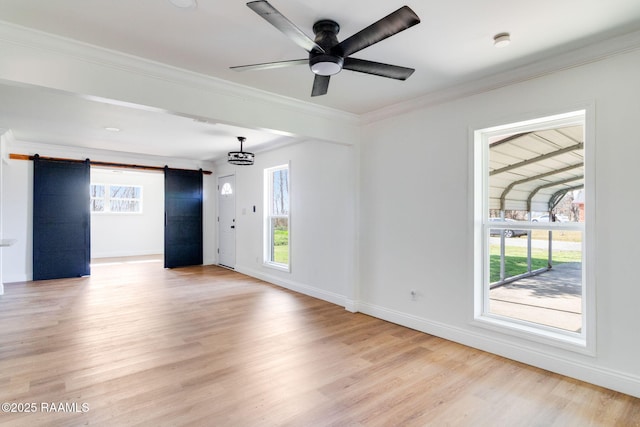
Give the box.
[230,225,235,229]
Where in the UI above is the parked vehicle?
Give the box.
[489,218,528,238]
[531,213,569,222]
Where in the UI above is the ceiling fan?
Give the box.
[231,1,421,96]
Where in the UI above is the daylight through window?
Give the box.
[474,110,591,350]
[264,164,289,270]
[91,184,142,213]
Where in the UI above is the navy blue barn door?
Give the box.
[33,156,91,280]
[164,167,203,268]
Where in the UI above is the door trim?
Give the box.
[217,174,236,269]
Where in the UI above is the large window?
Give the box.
[264,164,290,270]
[474,110,593,352]
[91,184,142,213]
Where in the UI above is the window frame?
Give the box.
[472,109,596,355]
[90,183,106,213]
[90,183,143,214]
[263,163,290,272]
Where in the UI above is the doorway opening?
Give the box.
[90,167,164,270]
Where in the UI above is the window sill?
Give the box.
[472,314,594,356]
[263,261,290,273]
[91,212,143,215]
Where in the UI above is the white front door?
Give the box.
[218,175,235,269]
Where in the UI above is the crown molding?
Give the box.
[361,29,640,124]
[0,129,16,145]
[0,129,15,165]
[0,20,359,127]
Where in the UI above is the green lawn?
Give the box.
[273,245,289,264]
[490,245,581,283]
[273,229,289,264]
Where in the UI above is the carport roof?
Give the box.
[489,125,584,212]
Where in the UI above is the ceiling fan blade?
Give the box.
[311,75,330,97]
[343,57,415,80]
[335,6,420,57]
[231,59,308,72]
[247,1,325,53]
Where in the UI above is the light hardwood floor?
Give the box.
[0,260,638,426]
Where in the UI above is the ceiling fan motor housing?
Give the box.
[309,20,343,75]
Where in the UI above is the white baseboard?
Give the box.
[3,273,29,284]
[357,301,640,399]
[91,249,163,259]
[235,264,347,308]
[344,299,359,313]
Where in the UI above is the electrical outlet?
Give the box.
[410,290,417,301]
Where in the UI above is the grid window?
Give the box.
[91,184,142,213]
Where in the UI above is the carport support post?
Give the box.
[547,210,553,269]
[499,211,506,282]
[548,230,553,269]
[527,211,533,273]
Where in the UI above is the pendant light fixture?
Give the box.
[228,136,255,166]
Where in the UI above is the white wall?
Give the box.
[90,168,164,258]
[215,139,356,307]
[0,130,6,294]
[2,151,32,284]
[1,140,216,282]
[359,48,640,397]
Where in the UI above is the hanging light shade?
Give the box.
[228,136,254,165]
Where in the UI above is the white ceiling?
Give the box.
[0,84,289,162]
[1,0,639,161]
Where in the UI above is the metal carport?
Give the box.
[488,124,584,286]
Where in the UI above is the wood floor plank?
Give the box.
[0,260,638,426]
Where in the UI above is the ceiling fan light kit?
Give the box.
[228,136,255,166]
[232,1,421,96]
[310,54,343,76]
